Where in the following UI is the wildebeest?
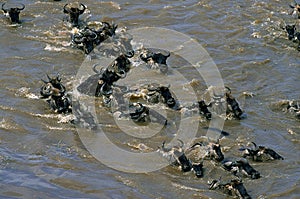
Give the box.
[222,158,260,179]
[139,48,170,73]
[240,142,284,161]
[225,87,244,119]
[159,140,204,177]
[198,100,212,120]
[191,162,204,178]
[209,179,252,199]
[285,24,297,40]
[187,141,224,162]
[129,102,150,123]
[40,74,66,98]
[72,27,98,54]
[63,3,86,27]
[40,74,72,113]
[71,22,118,54]
[93,22,118,45]
[1,3,25,24]
[159,140,192,172]
[95,51,134,99]
[146,84,177,109]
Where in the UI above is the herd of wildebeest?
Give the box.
[2,1,300,198]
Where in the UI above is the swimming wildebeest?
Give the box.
[139,48,170,73]
[95,51,134,99]
[63,3,86,27]
[159,140,204,177]
[225,87,244,119]
[93,22,118,45]
[1,3,25,24]
[40,74,72,113]
[145,84,177,109]
[240,142,284,161]
[72,22,118,54]
[285,24,297,40]
[72,27,98,54]
[188,141,224,162]
[40,74,66,98]
[209,179,252,199]
[198,100,212,120]
[129,102,150,123]
[222,158,260,179]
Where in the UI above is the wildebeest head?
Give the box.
[209,179,252,199]
[160,140,192,172]
[211,143,224,162]
[40,74,66,98]
[140,49,170,65]
[285,24,296,40]
[189,141,224,162]
[98,22,118,37]
[225,87,244,119]
[191,162,203,178]
[236,158,260,179]
[63,3,86,27]
[129,103,150,123]
[72,27,98,54]
[198,100,212,120]
[2,3,25,24]
[94,22,118,45]
[230,179,252,199]
[156,85,176,108]
[107,51,134,78]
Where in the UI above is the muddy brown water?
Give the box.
[0,0,299,199]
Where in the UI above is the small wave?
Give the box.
[44,44,68,52]
[0,118,19,130]
[171,182,202,192]
[100,1,121,10]
[15,87,39,99]
[30,113,75,124]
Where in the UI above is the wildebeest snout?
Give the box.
[285,24,296,40]
[2,3,25,24]
[40,74,65,98]
[191,162,204,178]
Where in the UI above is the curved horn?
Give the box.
[72,34,85,44]
[125,50,134,58]
[41,79,48,84]
[161,141,170,152]
[17,3,25,11]
[177,139,184,148]
[100,83,113,96]
[115,70,127,79]
[2,3,8,12]
[92,64,103,74]
[225,86,232,94]
[251,142,257,149]
[79,3,86,11]
[89,31,98,40]
[134,103,146,114]
[63,3,70,13]
[46,74,52,81]
[190,142,203,148]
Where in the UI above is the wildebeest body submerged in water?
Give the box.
[1,3,25,24]
[40,74,72,114]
